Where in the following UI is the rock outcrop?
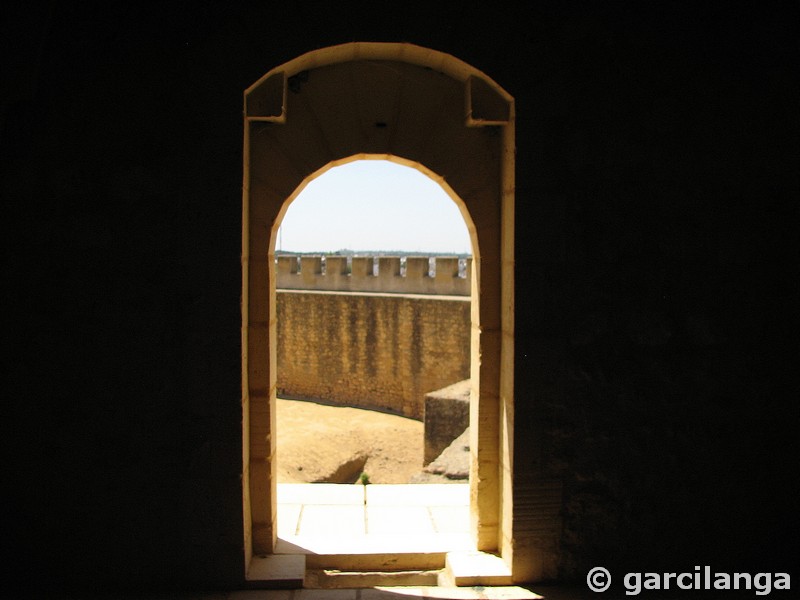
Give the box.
[410,427,470,483]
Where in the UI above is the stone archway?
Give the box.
[242,42,515,579]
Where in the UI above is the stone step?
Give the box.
[305,568,440,589]
[376,588,541,599]
[245,554,306,588]
[231,586,543,599]
[303,550,448,571]
[246,550,514,591]
[248,551,514,589]
[442,551,513,587]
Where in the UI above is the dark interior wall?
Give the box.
[2,1,797,594]
[508,1,798,580]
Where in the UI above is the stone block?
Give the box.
[423,379,471,465]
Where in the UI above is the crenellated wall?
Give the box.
[276,254,472,296]
[276,256,471,419]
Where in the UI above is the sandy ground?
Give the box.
[276,398,424,484]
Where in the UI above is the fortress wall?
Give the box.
[276,288,470,420]
[276,254,471,296]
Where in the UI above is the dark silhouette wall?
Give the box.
[2,2,797,594]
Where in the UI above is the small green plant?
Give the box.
[359,472,370,505]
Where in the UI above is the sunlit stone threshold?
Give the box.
[244,483,529,595]
[275,483,471,569]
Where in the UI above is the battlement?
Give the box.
[275,254,472,296]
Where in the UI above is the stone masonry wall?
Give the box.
[276,288,470,420]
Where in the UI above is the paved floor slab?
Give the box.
[276,483,472,556]
[367,506,435,535]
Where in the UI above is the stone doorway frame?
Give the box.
[242,42,515,578]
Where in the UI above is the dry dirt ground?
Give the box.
[276,398,424,484]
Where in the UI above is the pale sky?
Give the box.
[277,160,472,254]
